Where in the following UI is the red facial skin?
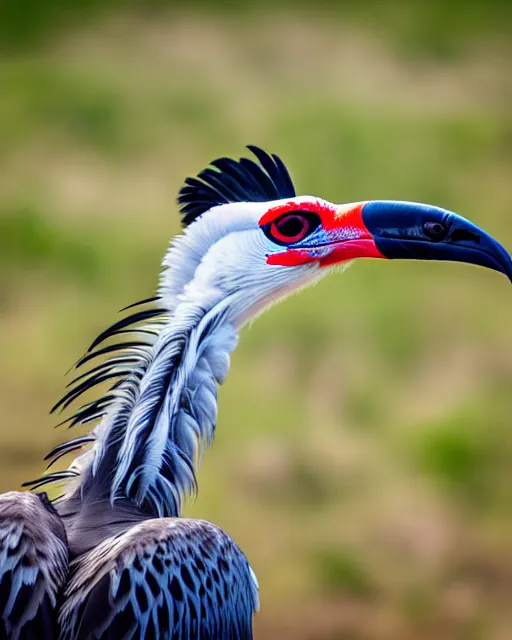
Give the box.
[259,200,386,267]
[258,200,337,227]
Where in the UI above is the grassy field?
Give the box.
[0,6,511,638]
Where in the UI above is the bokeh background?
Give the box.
[1,1,512,638]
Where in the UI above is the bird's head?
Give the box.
[163,146,511,325]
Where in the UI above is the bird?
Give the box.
[0,145,510,639]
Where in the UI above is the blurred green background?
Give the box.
[1,1,511,638]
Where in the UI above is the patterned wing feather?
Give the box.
[0,492,68,640]
[60,518,258,640]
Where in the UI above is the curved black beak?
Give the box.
[361,201,512,282]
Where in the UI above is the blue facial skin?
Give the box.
[362,201,512,282]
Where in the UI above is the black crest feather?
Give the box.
[24,298,169,493]
[178,145,296,227]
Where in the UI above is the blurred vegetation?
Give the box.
[2,0,512,60]
[0,2,511,639]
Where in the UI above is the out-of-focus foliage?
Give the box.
[0,3,511,638]
[1,0,512,60]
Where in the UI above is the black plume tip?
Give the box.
[178,145,296,227]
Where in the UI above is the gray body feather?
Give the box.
[0,492,68,639]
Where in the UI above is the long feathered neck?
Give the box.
[92,290,238,517]
[32,210,279,521]
[28,220,316,522]
[29,284,240,556]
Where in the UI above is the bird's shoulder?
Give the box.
[60,517,259,640]
[0,491,68,639]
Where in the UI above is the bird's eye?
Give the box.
[266,211,320,246]
[423,221,448,242]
